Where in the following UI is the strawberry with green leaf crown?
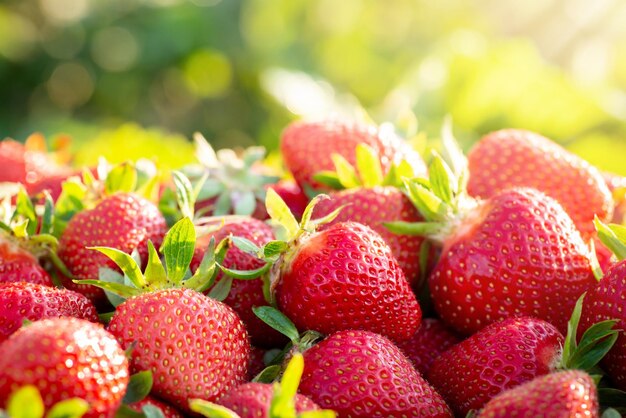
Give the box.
[311,143,429,288]
[191,215,288,348]
[476,370,599,418]
[56,160,167,308]
[231,189,422,342]
[280,119,426,192]
[579,219,626,392]
[0,317,129,417]
[0,282,98,342]
[466,128,613,238]
[386,133,598,335]
[428,298,618,416]
[78,217,250,413]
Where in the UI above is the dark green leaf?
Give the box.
[172,170,196,219]
[252,365,281,383]
[563,293,585,367]
[218,263,270,280]
[312,172,343,190]
[122,371,153,404]
[230,236,261,256]
[208,276,233,301]
[161,217,196,285]
[253,306,299,342]
[263,241,288,260]
[40,193,55,235]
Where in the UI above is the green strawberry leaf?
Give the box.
[188,399,241,418]
[309,205,345,229]
[312,172,343,190]
[135,171,161,203]
[265,188,299,239]
[208,276,233,301]
[599,388,626,412]
[172,170,196,220]
[88,247,146,289]
[185,238,219,292]
[113,405,144,418]
[440,116,468,182]
[54,179,87,226]
[74,279,142,298]
[233,191,256,216]
[252,365,282,383]
[161,217,196,285]
[299,194,327,232]
[99,267,128,307]
[122,370,153,404]
[263,241,288,261]
[403,179,447,222]
[253,306,299,343]
[98,311,115,324]
[331,153,360,188]
[230,236,261,256]
[40,192,55,235]
[218,263,271,280]
[45,398,90,418]
[141,405,165,418]
[355,143,383,187]
[196,178,225,201]
[567,319,619,371]
[213,191,232,216]
[384,221,445,236]
[105,162,138,195]
[15,188,37,236]
[7,385,44,418]
[429,152,456,205]
[562,293,585,367]
[144,241,168,289]
[595,217,626,261]
[601,408,623,418]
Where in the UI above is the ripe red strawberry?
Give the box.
[313,186,427,288]
[0,139,27,183]
[0,281,98,342]
[108,287,250,413]
[428,317,564,416]
[274,221,421,342]
[298,329,452,417]
[0,317,129,417]
[191,216,287,348]
[129,396,185,418]
[280,119,426,191]
[604,171,626,224]
[58,192,167,308]
[477,370,599,418]
[247,346,267,380]
[0,238,53,287]
[217,382,320,417]
[395,318,460,376]
[467,129,613,237]
[268,179,309,220]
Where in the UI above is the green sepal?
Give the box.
[440,116,469,183]
[562,293,585,366]
[309,204,345,229]
[588,238,604,281]
[599,388,626,415]
[213,191,233,216]
[252,365,282,383]
[428,151,456,206]
[105,162,138,195]
[219,263,271,280]
[403,178,448,222]
[185,238,220,293]
[230,236,261,256]
[7,385,44,418]
[269,354,302,418]
[53,179,87,235]
[355,143,384,187]
[135,171,161,203]
[265,188,300,240]
[98,267,129,307]
[382,159,415,188]
[233,191,256,216]
[73,279,143,298]
[263,241,289,262]
[114,405,147,418]
[384,221,445,237]
[141,405,166,418]
[312,172,343,190]
[45,398,90,418]
[172,170,197,220]
[601,408,623,418]
[98,311,115,324]
[188,399,241,418]
[88,247,146,289]
[331,153,360,189]
[40,192,55,235]
[122,370,153,404]
[144,241,168,289]
[253,306,299,343]
[14,188,37,236]
[595,217,626,261]
[208,276,233,301]
[160,217,196,285]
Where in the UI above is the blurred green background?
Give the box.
[1,0,625,173]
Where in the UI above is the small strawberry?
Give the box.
[191,216,287,348]
[467,129,613,237]
[0,282,98,342]
[0,317,129,417]
[428,301,617,416]
[0,238,53,287]
[388,148,598,335]
[247,190,422,342]
[82,217,251,413]
[477,370,599,418]
[280,119,426,191]
[395,318,460,376]
[298,330,452,417]
[58,190,167,308]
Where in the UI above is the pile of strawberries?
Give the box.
[1,119,626,418]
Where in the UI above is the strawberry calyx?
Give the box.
[189,352,336,418]
[594,217,626,261]
[0,385,89,418]
[179,133,280,217]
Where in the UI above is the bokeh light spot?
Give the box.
[91,27,140,72]
[182,49,232,98]
[46,62,94,109]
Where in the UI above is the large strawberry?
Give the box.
[298,330,452,417]
[280,119,426,191]
[0,282,98,342]
[466,129,613,237]
[0,317,129,417]
[191,216,287,348]
[58,191,167,308]
[477,370,599,418]
[243,190,421,342]
[428,304,617,416]
[388,154,598,335]
[83,217,251,413]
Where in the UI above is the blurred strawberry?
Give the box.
[0,238,53,287]
[268,179,309,220]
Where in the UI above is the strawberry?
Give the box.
[248,346,268,380]
[0,139,28,184]
[466,129,613,237]
[58,192,167,308]
[268,179,309,220]
[280,119,426,191]
[389,150,598,335]
[191,216,287,348]
[604,171,626,224]
[128,396,185,418]
[477,370,599,418]
[395,318,460,376]
[0,317,129,417]
[298,329,452,417]
[428,317,564,415]
[217,382,320,417]
[0,282,98,342]
[0,238,53,287]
